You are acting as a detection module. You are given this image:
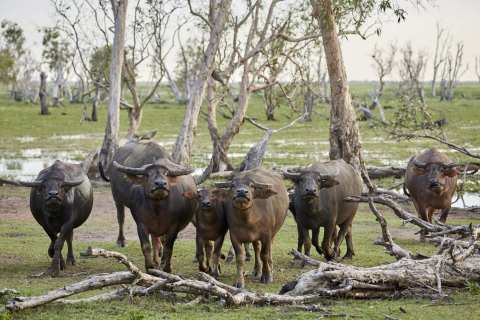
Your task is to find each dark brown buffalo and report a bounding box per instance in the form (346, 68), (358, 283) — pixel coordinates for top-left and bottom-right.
(103, 141), (197, 272)
(0, 160), (93, 276)
(216, 168), (289, 288)
(404, 148), (459, 224)
(284, 159), (362, 261)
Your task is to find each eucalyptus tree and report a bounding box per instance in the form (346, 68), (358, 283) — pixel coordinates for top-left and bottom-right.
(309, 0), (425, 173)
(0, 20), (26, 96)
(440, 42), (468, 101)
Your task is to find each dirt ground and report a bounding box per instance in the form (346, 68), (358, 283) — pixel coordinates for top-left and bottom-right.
(0, 189), (197, 243)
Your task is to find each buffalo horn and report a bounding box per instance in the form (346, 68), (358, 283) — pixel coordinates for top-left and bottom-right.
(113, 161), (150, 176)
(0, 178), (42, 188)
(155, 158), (194, 176)
(412, 158), (427, 169)
(282, 170), (302, 180)
(63, 178), (85, 187)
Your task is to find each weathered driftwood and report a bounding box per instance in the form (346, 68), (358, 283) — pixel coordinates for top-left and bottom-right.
(282, 243), (480, 299)
(6, 272), (136, 311)
(4, 247), (333, 312)
(346, 195), (480, 238)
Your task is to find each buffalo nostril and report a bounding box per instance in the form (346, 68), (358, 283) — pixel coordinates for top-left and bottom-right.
(155, 181), (167, 188)
(48, 191), (59, 196)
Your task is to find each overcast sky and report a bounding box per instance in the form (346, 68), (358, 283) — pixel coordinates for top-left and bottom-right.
(1, 0), (479, 81)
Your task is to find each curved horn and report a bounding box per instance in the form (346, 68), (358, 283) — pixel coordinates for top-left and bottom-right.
(113, 161), (150, 176)
(0, 178), (42, 188)
(251, 181), (273, 189)
(63, 178), (85, 187)
(155, 158), (194, 176)
(412, 158), (427, 169)
(442, 162), (458, 169)
(214, 181), (232, 189)
(282, 170), (302, 180)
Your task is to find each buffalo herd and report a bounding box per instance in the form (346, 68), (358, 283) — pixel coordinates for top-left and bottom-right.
(0, 141), (461, 288)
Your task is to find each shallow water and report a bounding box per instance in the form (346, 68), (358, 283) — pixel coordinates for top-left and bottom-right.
(0, 149), (84, 180)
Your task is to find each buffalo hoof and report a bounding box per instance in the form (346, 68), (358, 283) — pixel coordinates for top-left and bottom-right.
(251, 271), (261, 280)
(260, 274), (273, 284)
(66, 255), (76, 266)
(343, 251), (355, 260)
(210, 268), (220, 279)
(45, 266), (61, 277)
(234, 280), (245, 289)
(116, 238), (126, 247)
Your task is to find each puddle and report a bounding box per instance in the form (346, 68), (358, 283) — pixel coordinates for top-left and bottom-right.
(0, 150), (84, 180)
(393, 188), (480, 209)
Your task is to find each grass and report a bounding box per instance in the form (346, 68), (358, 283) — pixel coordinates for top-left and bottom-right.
(1, 82), (480, 319)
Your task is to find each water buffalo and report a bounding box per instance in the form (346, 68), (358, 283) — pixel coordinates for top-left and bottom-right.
(216, 168), (289, 288)
(104, 141), (197, 272)
(284, 159), (362, 261)
(404, 148), (459, 224)
(0, 160), (93, 276)
(186, 188), (229, 276)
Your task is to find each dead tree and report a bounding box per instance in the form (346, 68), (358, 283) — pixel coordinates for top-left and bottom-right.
(440, 42), (468, 101)
(99, 0), (128, 173)
(171, 0), (232, 165)
(371, 44), (396, 124)
(39, 72), (49, 115)
(398, 43), (428, 105)
(199, 0), (317, 175)
(430, 23), (449, 97)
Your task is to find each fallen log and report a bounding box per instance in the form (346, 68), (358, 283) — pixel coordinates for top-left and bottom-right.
(281, 244), (480, 299)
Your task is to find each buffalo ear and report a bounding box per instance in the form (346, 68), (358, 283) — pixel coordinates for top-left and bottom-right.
(182, 190), (196, 199)
(319, 176), (339, 189)
(443, 167), (460, 178)
(253, 184), (277, 199)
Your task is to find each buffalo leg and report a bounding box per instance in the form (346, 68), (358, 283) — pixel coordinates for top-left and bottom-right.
(211, 233), (226, 278)
(197, 237), (208, 272)
(427, 207), (435, 224)
(295, 223), (304, 255)
(344, 225), (355, 259)
(135, 222), (155, 270)
(439, 207), (450, 223)
(115, 202), (126, 247)
(311, 227), (323, 256)
(205, 240), (214, 272)
(48, 221), (73, 276)
(302, 227), (312, 256)
(334, 223), (349, 259)
(231, 236), (246, 288)
(151, 235), (162, 268)
(252, 240), (262, 278)
(322, 223), (336, 261)
(66, 230), (75, 266)
(260, 239), (273, 284)
(160, 230), (178, 273)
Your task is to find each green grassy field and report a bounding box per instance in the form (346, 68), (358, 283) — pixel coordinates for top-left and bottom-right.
(1, 83), (480, 319)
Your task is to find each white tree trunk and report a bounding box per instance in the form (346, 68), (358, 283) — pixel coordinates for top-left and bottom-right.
(99, 0), (128, 171)
(311, 0), (362, 171)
